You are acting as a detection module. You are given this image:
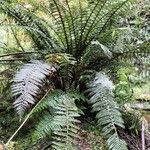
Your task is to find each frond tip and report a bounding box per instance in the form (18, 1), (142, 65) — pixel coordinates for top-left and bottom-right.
(87, 73), (127, 150)
(12, 60), (56, 116)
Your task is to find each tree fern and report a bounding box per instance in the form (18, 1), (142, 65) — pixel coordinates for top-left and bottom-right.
(12, 60), (56, 116)
(33, 92), (80, 150)
(0, 0), (132, 58)
(0, 0), (141, 149)
(87, 73), (127, 150)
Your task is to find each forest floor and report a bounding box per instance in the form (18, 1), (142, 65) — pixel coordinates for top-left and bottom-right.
(74, 122), (106, 150)
(0, 120), (106, 150)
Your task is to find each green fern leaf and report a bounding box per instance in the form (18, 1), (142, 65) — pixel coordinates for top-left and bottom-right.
(34, 92), (80, 150)
(87, 72), (127, 150)
(33, 112), (57, 140)
(33, 90), (63, 113)
(52, 95), (80, 150)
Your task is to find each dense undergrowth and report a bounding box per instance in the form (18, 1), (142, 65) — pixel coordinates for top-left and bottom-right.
(0, 0), (150, 150)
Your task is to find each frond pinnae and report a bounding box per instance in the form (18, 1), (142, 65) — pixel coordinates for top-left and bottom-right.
(33, 92), (80, 150)
(52, 94), (80, 150)
(87, 72), (127, 150)
(12, 60), (56, 116)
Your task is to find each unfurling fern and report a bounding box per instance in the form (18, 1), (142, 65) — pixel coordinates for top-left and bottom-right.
(34, 92), (80, 150)
(12, 60), (56, 116)
(87, 73), (127, 150)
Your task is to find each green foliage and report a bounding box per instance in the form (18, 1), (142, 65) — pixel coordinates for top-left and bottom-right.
(122, 111), (141, 135)
(114, 67), (133, 104)
(33, 92), (80, 150)
(46, 53), (77, 90)
(0, 0), (132, 57)
(132, 81), (150, 101)
(33, 112), (56, 140)
(51, 95), (80, 150)
(87, 73), (127, 150)
(33, 90), (63, 114)
(110, 0), (150, 79)
(1, 0), (149, 149)
(34, 89), (85, 114)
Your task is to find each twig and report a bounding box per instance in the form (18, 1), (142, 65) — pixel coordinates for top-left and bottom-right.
(5, 88), (52, 147)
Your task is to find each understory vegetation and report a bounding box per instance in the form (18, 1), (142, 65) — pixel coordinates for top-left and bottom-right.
(0, 0), (149, 150)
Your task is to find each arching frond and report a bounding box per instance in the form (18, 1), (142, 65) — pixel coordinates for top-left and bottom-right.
(12, 60), (56, 116)
(33, 90), (63, 114)
(34, 89), (85, 114)
(87, 73), (127, 150)
(33, 92), (80, 150)
(0, 0), (132, 58)
(52, 94), (80, 150)
(0, 2), (62, 51)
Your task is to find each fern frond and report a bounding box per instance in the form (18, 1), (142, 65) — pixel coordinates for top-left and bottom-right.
(33, 90), (63, 113)
(0, 0), (132, 58)
(12, 60), (56, 116)
(33, 112), (57, 140)
(34, 89), (85, 113)
(82, 0), (131, 45)
(51, 0), (70, 49)
(87, 73), (127, 150)
(33, 92), (80, 150)
(52, 94), (80, 150)
(0, 2), (61, 51)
